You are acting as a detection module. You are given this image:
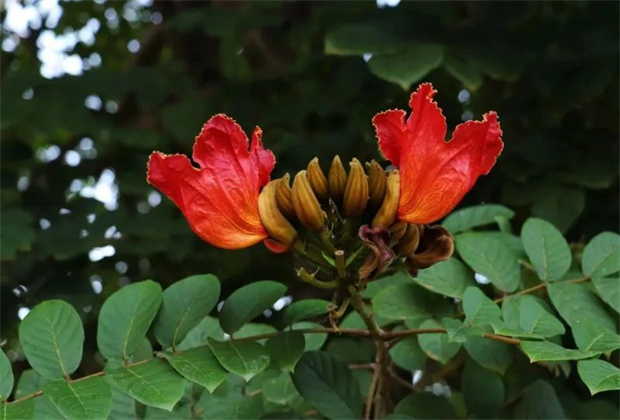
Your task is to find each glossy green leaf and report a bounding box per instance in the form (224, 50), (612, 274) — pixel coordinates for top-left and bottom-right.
(292, 351), (363, 419)
(282, 299), (330, 325)
(265, 332), (305, 372)
(0, 350), (13, 400)
(97, 280), (163, 361)
(413, 259), (471, 298)
(443, 53), (484, 91)
(291, 322), (327, 352)
(368, 43), (444, 90)
(177, 316), (225, 350)
(208, 338), (270, 382)
(464, 337), (512, 375)
(19, 300), (84, 380)
(521, 218), (571, 281)
(361, 272), (411, 298)
(389, 336), (426, 372)
(518, 295), (565, 337)
(547, 282), (615, 331)
(109, 387), (136, 420)
(591, 274), (620, 314)
(582, 232), (620, 277)
(572, 320), (620, 353)
(442, 318), (484, 343)
(1, 399), (34, 420)
(456, 232), (520, 292)
(462, 287), (502, 326)
(196, 380), (263, 419)
(42, 376), (111, 420)
(513, 380), (567, 419)
(520, 340), (597, 362)
(104, 359), (185, 411)
(153, 274), (220, 348)
(443, 204), (514, 234)
(235, 323), (277, 344)
(372, 283), (430, 322)
(13, 369), (61, 419)
(462, 359), (504, 417)
(219, 281), (286, 334)
(417, 319), (461, 364)
(577, 359), (620, 395)
(161, 347), (227, 393)
(393, 393), (457, 418)
(324, 25), (402, 56)
(262, 371), (299, 406)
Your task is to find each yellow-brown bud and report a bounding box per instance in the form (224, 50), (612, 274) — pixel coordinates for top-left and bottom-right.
(396, 224), (421, 256)
(307, 158), (329, 202)
(328, 155), (347, 202)
(292, 170), (326, 231)
(389, 221), (408, 242)
(371, 170), (400, 228)
(408, 225), (454, 269)
(258, 180), (297, 246)
(366, 160), (387, 209)
(275, 173), (296, 220)
(343, 158), (369, 218)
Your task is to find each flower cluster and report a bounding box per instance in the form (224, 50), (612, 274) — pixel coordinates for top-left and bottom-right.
(147, 83), (503, 287)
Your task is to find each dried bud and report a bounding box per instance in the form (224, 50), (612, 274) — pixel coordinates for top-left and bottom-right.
(307, 158), (329, 202)
(358, 225), (395, 282)
(275, 173), (296, 220)
(328, 155), (347, 202)
(371, 170), (400, 228)
(366, 160), (387, 209)
(408, 225), (454, 269)
(396, 224), (421, 256)
(343, 158), (369, 218)
(292, 170), (326, 231)
(389, 221), (408, 242)
(258, 180), (297, 247)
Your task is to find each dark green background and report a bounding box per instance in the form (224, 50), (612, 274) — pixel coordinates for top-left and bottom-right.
(1, 0), (618, 384)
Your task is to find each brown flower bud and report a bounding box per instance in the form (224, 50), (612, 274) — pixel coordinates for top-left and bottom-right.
(408, 225), (454, 269)
(275, 173), (296, 220)
(307, 158), (329, 202)
(258, 180), (297, 247)
(389, 221), (408, 242)
(366, 160), (387, 209)
(328, 155), (347, 202)
(396, 224), (421, 256)
(343, 158), (369, 218)
(292, 170), (326, 231)
(371, 170), (400, 228)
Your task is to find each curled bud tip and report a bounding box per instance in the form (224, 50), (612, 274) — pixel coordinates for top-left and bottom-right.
(328, 155), (347, 202)
(396, 224), (421, 256)
(371, 170), (400, 228)
(367, 160), (387, 209)
(343, 158), (369, 218)
(292, 170), (326, 231)
(258, 180), (297, 247)
(307, 157), (329, 202)
(275, 173), (296, 220)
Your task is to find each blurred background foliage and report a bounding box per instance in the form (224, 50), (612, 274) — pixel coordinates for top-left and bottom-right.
(1, 0), (618, 389)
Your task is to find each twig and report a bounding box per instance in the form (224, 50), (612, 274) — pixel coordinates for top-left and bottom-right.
(494, 276), (590, 304)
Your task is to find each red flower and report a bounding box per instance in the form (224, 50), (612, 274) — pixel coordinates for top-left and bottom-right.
(147, 114), (275, 250)
(373, 83), (503, 225)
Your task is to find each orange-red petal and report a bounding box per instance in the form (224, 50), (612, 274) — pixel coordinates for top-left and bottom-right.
(147, 114), (275, 249)
(373, 83), (503, 224)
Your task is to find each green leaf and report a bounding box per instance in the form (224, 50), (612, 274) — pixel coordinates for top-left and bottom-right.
(521, 218), (571, 281)
(520, 340), (598, 362)
(572, 321), (620, 353)
(1, 399), (34, 420)
(389, 336), (426, 372)
(455, 233), (520, 292)
(518, 296), (565, 337)
(513, 380), (567, 419)
(195, 380), (263, 419)
(462, 287), (502, 326)
(413, 259), (471, 298)
(372, 283), (430, 322)
(153, 274), (220, 348)
(265, 332), (305, 372)
(97, 280), (163, 361)
(443, 204), (514, 234)
(42, 376), (111, 420)
(442, 318), (484, 343)
(582, 232), (620, 277)
(531, 185), (585, 233)
(368, 43), (444, 90)
(109, 387), (136, 420)
(417, 319), (461, 364)
(292, 351), (363, 419)
(234, 323), (277, 343)
(291, 322), (327, 352)
(361, 272), (411, 298)
(262, 371), (299, 406)
(577, 359), (620, 395)
(219, 281), (286, 334)
(208, 338), (270, 382)
(324, 25), (402, 56)
(282, 300), (330, 325)
(13, 369), (61, 419)
(464, 337), (512, 375)
(104, 359), (185, 411)
(161, 347), (227, 393)
(591, 274), (620, 314)
(547, 282), (615, 331)
(443, 53), (484, 91)
(462, 359), (504, 417)
(177, 316), (225, 351)
(0, 350), (13, 400)
(19, 300), (84, 380)
(393, 393), (457, 418)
